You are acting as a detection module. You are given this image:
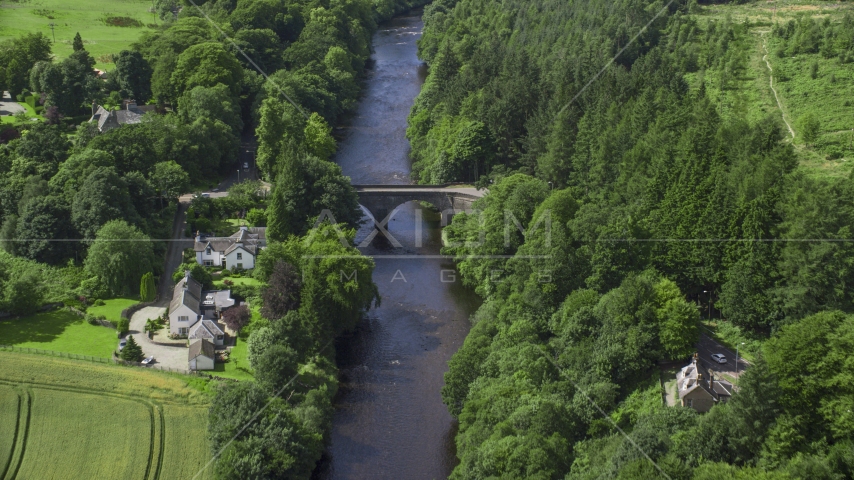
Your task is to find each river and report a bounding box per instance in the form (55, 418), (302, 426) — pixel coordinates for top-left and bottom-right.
(316, 10), (480, 480)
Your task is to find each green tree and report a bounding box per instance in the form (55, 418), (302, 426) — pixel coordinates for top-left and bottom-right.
(15, 195), (77, 265)
(2, 271), (43, 316)
(113, 50), (152, 103)
(72, 32), (84, 52)
(798, 112), (821, 145)
(266, 154), (362, 241)
(120, 335), (143, 361)
(171, 262), (213, 289)
(72, 167), (139, 240)
(177, 83), (242, 134)
(150, 161), (190, 203)
(170, 43), (243, 98)
(303, 112), (336, 161)
(84, 220), (155, 297)
(140, 271), (156, 302)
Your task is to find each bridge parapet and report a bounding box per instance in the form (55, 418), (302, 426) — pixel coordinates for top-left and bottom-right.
(352, 184), (485, 225)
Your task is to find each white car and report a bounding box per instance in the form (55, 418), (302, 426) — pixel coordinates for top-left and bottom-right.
(141, 356), (155, 365)
(711, 353), (727, 364)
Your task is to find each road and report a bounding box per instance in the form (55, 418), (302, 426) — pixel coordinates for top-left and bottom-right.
(696, 332), (750, 380)
(165, 133), (262, 302)
(0, 91), (25, 116)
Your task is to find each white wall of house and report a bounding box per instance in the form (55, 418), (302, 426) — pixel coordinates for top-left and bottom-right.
(196, 246), (224, 267)
(189, 355), (214, 371)
(169, 304), (198, 335)
(224, 247), (254, 270)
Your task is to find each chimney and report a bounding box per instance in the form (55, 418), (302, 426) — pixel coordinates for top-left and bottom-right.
(126, 101), (136, 111)
(195, 230), (201, 242)
(184, 270), (191, 285)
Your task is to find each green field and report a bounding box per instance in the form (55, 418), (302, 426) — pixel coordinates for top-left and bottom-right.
(0, 351), (213, 480)
(692, 0), (854, 178)
(0, 0), (156, 70)
(0, 386), (18, 478)
(0, 309), (116, 358)
(87, 297), (139, 322)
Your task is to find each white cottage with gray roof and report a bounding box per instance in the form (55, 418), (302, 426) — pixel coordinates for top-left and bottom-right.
(194, 226), (266, 270)
(168, 273), (234, 344)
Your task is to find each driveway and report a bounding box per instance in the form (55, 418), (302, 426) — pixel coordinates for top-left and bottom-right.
(157, 201), (193, 305)
(0, 91), (25, 116)
(696, 332), (750, 381)
(127, 306), (189, 371)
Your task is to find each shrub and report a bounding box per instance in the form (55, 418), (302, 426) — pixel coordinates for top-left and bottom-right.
(93, 299), (106, 306)
(116, 317), (129, 334)
(85, 314), (98, 325)
(220, 269), (231, 278)
(223, 279), (234, 287)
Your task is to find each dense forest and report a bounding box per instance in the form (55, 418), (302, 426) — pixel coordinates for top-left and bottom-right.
(410, 0), (854, 477)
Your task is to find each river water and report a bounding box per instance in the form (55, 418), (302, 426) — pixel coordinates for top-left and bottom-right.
(316, 10), (480, 480)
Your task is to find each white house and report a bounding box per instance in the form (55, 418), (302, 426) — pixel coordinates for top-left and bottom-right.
(188, 339), (215, 371)
(168, 273), (234, 338)
(194, 227), (267, 270)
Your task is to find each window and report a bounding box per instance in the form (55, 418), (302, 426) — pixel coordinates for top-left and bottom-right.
(236, 253), (242, 260)
(206, 247), (211, 255)
(217, 335), (223, 340)
(237, 263), (243, 269)
(178, 316), (189, 322)
(179, 327), (188, 335)
(686, 399), (693, 407)
(204, 260), (213, 266)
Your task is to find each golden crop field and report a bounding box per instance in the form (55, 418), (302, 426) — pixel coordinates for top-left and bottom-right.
(0, 351), (214, 480)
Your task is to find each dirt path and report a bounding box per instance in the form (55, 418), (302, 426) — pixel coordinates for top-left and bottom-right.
(761, 34), (796, 139)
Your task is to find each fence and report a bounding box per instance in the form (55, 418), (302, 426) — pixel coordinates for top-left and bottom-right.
(0, 344), (112, 364)
(113, 356), (195, 375)
(1, 345), (199, 376)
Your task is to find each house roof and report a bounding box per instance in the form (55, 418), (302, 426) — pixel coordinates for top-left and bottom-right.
(677, 355), (734, 402)
(193, 227), (267, 256)
(189, 320), (224, 340)
(170, 274), (203, 316)
(188, 339), (215, 361)
(89, 104), (143, 132)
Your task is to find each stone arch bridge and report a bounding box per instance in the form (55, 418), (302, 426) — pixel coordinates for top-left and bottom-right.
(353, 184), (485, 226)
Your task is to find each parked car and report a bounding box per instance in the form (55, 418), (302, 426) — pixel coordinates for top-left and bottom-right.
(243, 162), (249, 170)
(711, 353), (727, 364)
(201, 192), (210, 198)
(141, 356), (155, 365)
(118, 338), (127, 351)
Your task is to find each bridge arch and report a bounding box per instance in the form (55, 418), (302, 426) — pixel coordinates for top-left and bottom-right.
(353, 185), (485, 227)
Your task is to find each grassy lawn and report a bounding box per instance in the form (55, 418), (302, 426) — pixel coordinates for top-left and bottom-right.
(211, 305), (265, 381)
(213, 276), (263, 289)
(86, 297), (138, 322)
(0, 0), (156, 70)
(0, 351), (213, 480)
(0, 309), (116, 358)
(212, 337), (254, 381)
